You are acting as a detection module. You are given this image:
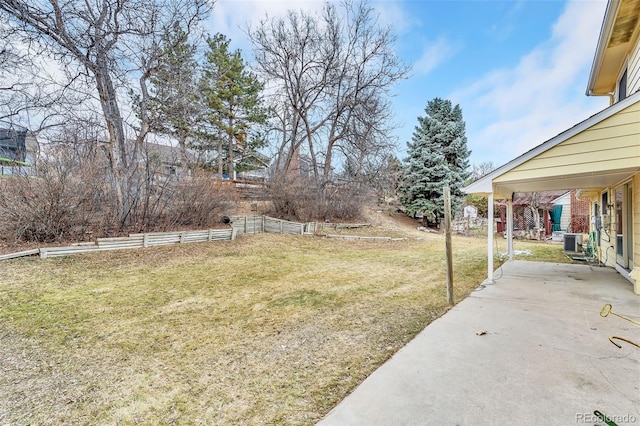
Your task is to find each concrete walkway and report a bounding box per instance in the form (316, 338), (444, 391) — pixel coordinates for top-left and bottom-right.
(318, 261), (640, 426)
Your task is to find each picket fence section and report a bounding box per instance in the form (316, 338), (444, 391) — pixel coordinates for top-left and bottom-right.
(1, 216), (376, 261)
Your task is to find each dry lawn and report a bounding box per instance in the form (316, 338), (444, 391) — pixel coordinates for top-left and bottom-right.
(0, 213), (571, 425)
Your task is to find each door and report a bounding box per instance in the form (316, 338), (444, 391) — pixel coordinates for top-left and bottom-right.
(615, 183), (633, 269)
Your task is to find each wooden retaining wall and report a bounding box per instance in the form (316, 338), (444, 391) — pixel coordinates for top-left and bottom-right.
(229, 216), (371, 236)
(1, 216), (376, 261)
(38, 228), (235, 258)
(230, 216), (316, 235)
(0, 228), (235, 261)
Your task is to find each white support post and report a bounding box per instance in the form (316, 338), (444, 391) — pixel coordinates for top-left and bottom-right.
(507, 198), (514, 260)
(488, 192), (494, 282)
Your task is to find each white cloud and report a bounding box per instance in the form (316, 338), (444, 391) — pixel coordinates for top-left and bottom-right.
(451, 0), (610, 166)
(372, 1), (418, 34)
(208, 0), (325, 53)
(209, 0), (417, 57)
(413, 37), (457, 75)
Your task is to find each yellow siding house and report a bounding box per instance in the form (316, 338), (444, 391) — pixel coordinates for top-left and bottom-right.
(464, 0), (640, 294)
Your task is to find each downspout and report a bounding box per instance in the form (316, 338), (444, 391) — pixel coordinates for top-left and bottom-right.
(507, 197), (514, 260)
(488, 192), (494, 281)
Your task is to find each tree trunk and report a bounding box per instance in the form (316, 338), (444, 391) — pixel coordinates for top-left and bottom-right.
(227, 115), (234, 179)
(217, 130), (223, 177)
(178, 134), (188, 176)
(323, 138), (336, 182)
(136, 71), (154, 167)
(94, 62), (131, 227)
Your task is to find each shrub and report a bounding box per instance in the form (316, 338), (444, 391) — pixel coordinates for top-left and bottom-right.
(0, 149), (237, 243)
(268, 175), (364, 223)
(0, 158), (109, 242)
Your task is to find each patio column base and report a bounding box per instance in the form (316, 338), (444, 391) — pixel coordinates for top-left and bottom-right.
(629, 268), (639, 295)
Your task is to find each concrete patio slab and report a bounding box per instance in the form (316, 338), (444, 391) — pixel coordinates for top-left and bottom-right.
(318, 261), (640, 426)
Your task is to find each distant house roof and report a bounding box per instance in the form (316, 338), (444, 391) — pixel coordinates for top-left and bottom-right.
(0, 127), (38, 163)
(494, 190), (569, 207)
(234, 150), (270, 166)
(145, 142), (195, 165)
(516, 191), (567, 206)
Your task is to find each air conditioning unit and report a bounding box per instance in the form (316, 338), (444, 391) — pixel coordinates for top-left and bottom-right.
(563, 233), (583, 253)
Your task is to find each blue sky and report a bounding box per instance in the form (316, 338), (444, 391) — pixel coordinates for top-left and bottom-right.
(211, 0), (611, 169)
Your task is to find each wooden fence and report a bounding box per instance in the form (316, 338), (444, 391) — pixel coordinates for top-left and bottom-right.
(1, 216), (375, 261)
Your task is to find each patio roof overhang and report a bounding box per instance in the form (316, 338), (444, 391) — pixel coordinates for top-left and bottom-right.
(489, 167), (638, 199)
(464, 90), (640, 199)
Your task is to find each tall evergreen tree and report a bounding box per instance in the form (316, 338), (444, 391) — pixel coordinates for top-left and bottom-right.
(398, 98), (471, 224)
(200, 34), (266, 178)
(148, 22), (200, 170)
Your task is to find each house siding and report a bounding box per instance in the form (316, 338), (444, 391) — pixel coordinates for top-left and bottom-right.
(494, 100), (640, 183)
(628, 36), (640, 95)
(553, 192), (572, 231)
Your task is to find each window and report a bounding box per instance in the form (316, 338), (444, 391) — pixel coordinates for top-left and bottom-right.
(617, 68), (627, 102)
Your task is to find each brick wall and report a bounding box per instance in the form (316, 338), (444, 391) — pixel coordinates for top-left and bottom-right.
(570, 190), (590, 233)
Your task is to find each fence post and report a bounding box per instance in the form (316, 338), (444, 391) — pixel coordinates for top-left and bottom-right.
(208, 229), (213, 242)
(444, 186), (454, 306)
(40, 248), (47, 259)
(143, 233), (149, 248)
(231, 227), (238, 241)
(180, 232), (186, 244)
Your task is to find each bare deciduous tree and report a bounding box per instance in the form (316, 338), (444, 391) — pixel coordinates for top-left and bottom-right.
(469, 161), (497, 181)
(0, 0), (211, 226)
(249, 0), (408, 184)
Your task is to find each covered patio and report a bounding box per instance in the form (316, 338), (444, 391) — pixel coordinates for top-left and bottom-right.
(464, 91), (640, 294)
(319, 261), (640, 425)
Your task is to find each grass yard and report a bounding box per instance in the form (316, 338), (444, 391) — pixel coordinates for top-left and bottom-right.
(0, 224), (570, 425)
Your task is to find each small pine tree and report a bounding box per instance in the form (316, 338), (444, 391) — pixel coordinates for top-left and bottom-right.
(399, 98), (471, 224)
(148, 23), (200, 170)
(200, 34), (267, 178)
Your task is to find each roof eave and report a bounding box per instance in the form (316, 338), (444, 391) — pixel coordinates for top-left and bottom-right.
(586, 0), (619, 96)
(463, 90), (640, 197)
